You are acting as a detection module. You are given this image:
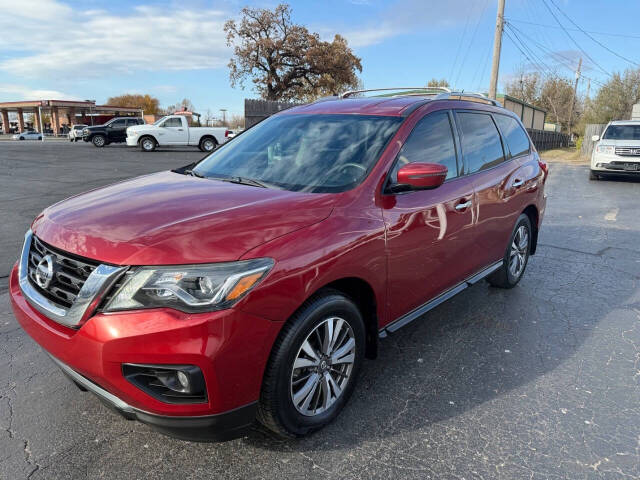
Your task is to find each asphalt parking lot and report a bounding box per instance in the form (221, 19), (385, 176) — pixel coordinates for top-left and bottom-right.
(1, 142), (639, 479)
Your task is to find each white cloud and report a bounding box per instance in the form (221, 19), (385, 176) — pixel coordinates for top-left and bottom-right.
(0, 84), (80, 100)
(0, 0), (231, 79)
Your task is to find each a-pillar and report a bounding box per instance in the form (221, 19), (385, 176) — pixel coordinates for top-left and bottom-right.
(51, 107), (60, 136)
(17, 108), (25, 132)
(1, 110), (9, 134)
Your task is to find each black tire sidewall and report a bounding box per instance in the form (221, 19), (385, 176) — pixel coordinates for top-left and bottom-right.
(140, 137), (156, 151)
(92, 135), (105, 147)
(505, 214), (532, 285)
(269, 294), (365, 436)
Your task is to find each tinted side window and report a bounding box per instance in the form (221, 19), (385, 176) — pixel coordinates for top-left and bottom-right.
(110, 119), (126, 128)
(457, 112), (505, 173)
(494, 114), (530, 157)
(390, 111), (458, 183)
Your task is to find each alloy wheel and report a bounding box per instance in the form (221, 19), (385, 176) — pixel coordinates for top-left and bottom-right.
(93, 136), (105, 147)
(142, 139), (154, 151)
(202, 139), (214, 151)
(509, 225), (529, 278)
(290, 317), (355, 417)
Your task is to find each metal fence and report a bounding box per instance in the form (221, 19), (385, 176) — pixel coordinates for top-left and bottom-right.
(526, 129), (570, 151)
(580, 124), (607, 157)
(244, 99), (299, 128)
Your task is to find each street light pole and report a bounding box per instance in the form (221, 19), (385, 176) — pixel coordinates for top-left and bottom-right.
(488, 0), (506, 99)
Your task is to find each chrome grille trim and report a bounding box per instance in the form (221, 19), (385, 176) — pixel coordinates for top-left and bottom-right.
(18, 230), (127, 328)
(614, 147), (640, 156)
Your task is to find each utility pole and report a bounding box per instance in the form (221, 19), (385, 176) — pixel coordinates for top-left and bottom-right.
(220, 108), (227, 126)
(488, 0), (506, 99)
(567, 57), (582, 139)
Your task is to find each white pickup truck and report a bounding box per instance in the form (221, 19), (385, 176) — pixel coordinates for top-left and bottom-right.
(126, 115), (230, 152)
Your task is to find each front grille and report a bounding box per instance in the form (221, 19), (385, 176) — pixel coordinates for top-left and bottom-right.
(27, 236), (99, 309)
(615, 147), (640, 156)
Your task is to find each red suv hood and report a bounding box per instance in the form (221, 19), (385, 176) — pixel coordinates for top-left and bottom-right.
(32, 171), (334, 265)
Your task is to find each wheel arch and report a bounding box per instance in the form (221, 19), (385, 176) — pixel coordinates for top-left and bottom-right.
(199, 134), (218, 147)
(522, 205), (539, 255)
(138, 134), (158, 145)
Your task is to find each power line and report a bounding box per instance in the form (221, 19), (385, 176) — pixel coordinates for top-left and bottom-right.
(506, 21), (607, 87)
(507, 18), (640, 41)
(454, 0), (490, 88)
(547, 0), (640, 68)
(540, 0), (610, 77)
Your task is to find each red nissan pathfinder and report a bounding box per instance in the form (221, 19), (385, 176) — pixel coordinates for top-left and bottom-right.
(9, 88), (547, 441)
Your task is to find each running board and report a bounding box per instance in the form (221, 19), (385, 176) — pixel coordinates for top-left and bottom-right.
(379, 261), (502, 338)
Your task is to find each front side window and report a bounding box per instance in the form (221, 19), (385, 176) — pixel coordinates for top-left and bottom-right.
(162, 117), (183, 128)
(494, 114), (530, 157)
(390, 111), (459, 183)
(602, 124), (640, 140)
(457, 112), (505, 173)
(192, 114), (402, 193)
(110, 119), (126, 128)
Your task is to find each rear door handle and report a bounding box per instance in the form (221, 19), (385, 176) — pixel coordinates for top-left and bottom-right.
(513, 179), (524, 187)
(455, 200), (472, 211)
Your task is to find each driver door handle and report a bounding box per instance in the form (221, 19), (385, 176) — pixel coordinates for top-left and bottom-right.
(455, 200), (472, 211)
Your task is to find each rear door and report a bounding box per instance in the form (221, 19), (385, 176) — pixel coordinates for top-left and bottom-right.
(454, 110), (527, 267)
(108, 119), (128, 142)
(383, 110), (478, 322)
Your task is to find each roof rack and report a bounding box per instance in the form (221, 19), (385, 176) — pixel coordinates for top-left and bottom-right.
(337, 87), (502, 107)
(432, 91), (502, 107)
(339, 87), (451, 99)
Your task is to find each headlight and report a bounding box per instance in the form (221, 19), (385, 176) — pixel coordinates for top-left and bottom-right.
(103, 258), (274, 313)
(596, 144), (614, 154)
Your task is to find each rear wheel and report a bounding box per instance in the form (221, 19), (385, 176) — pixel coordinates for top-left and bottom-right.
(92, 135), (106, 147)
(140, 136), (157, 152)
(199, 137), (216, 152)
(257, 290), (365, 438)
(487, 214), (532, 289)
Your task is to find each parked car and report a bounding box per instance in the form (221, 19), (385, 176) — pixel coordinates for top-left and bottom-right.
(83, 117), (145, 147)
(590, 120), (640, 179)
(126, 115), (230, 152)
(12, 130), (42, 141)
(9, 88), (547, 441)
(68, 124), (88, 142)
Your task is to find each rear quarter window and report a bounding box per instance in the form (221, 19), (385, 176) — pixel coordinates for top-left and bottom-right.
(494, 114), (530, 157)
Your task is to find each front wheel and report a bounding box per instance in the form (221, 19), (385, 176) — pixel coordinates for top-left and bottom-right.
(257, 290), (365, 438)
(92, 135), (106, 147)
(487, 214), (532, 289)
(589, 170), (599, 180)
(139, 136), (156, 152)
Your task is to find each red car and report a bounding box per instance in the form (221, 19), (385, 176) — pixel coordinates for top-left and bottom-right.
(10, 88), (547, 441)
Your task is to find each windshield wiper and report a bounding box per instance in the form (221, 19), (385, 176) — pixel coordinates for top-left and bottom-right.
(228, 177), (268, 188)
(185, 169), (205, 178)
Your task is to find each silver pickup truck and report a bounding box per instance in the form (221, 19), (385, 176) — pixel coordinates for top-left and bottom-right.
(126, 115), (230, 152)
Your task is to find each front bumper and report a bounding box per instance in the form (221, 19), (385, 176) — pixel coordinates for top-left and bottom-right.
(126, 136), (138, 147)
(9, 264), (282, 441)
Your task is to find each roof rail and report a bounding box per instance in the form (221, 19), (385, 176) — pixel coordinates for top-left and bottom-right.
(339, 87), (451, 99)
(432, 91), (502, 107)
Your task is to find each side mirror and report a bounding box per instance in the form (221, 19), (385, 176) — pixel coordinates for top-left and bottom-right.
(591, 135), (600, 142)
(396, 163), (448, 190)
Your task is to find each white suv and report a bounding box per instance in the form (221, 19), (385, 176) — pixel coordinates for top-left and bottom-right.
(68, 124), (87, 142)
(590, 120), (640, 180)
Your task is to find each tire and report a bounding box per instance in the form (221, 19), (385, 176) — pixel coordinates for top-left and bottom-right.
(74, 137), (79, 142)
(69, 138), (73, 142)
(199, 137), (217, 152)
(487, 214), (532, 289)
(139, 136), (157, 152)
(19, 137), (24, 141)
(257, 290), (365, 438)
(92, 135), (106, 148)
(589, 170), (599, 180)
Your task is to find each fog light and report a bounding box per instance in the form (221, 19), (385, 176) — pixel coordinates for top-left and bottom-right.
(177, 371), (190, 390)
(122, 364), (206, 404)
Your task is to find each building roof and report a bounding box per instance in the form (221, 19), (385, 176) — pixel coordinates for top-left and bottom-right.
(0, 99), (141, 113)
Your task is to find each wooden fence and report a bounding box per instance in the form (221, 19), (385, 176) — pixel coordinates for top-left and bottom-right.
(244, 99), (299, 128)
(526, 129), (570, 151)
(580, 124), (607, 157)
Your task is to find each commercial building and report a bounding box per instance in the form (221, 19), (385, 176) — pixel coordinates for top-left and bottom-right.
(0, 99), (142, 135)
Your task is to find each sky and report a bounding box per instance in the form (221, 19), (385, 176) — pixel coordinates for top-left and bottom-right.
(1, 0), (639, 119)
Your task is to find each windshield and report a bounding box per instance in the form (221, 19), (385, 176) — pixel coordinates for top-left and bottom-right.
(153, 116), (168, 126)
(602, 124), (640, 140)
(192, 114), (402, 193)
